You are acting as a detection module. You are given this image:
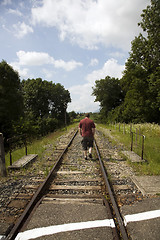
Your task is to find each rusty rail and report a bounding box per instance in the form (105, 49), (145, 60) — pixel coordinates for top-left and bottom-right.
(6, 129), (78, 240)
(94, 139), (129, 240)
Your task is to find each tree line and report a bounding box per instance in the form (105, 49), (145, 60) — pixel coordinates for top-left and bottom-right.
(92, 0), (160, 124)
(0, 60), (72, 144)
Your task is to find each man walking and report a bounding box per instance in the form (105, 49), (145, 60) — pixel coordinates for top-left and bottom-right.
(79, 113), (96, 160)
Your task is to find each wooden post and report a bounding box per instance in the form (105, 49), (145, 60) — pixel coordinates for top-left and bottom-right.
(139, 127), (141, 142)
(142, 135), (145, 160)
(0, 133), (7, 177)
(136, 128), (138, 145)
(130, 123), (132, 136)
(131, 132), (133, 151)
(123, 123), (125, 134)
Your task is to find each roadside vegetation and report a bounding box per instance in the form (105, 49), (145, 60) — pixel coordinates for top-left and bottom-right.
(4, 116), (160, 176)
(97, 123), (160, 175)
(5, 123), (78, 168)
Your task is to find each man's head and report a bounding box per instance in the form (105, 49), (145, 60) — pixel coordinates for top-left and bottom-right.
(85, 113), (90, 118)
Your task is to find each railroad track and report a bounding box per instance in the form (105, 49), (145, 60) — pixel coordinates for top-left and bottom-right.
(1, 126), (144, 239)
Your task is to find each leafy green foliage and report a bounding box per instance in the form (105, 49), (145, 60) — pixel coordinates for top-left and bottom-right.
(92, 1), (160, 123)
(0, 60), (23, 138)
(138, 0), (160, 71)
(21, 78), (71, 136)
(92, 76), (124, 120)
(22, 78), (71, 120)
(0, 61), (72, 146)
(120, 0), (160, 123)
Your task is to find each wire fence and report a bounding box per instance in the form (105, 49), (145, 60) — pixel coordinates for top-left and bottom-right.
(109, 122), (146, 160)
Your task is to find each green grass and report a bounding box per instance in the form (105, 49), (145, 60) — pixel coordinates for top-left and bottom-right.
(98, 123), (160, 175)
(5, 123), (78, 167)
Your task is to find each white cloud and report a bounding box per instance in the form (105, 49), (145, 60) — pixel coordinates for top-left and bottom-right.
(87, 58), (125, 84)
(17, 50), (54, 66)
(8, 8), (22, 16)
(13, 22), (33, 38)
(68, 83), (100, 113)
(16, 50), (82, 70)
(10, 51), (83, 78)
(54, 59), (83, 71)
(68, 58), (124, 112)
(31, 0), (150, 50)
(89, 58), (99, 66)
(10, 61), (30, 79)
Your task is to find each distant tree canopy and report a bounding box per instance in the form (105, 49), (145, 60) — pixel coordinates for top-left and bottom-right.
(92, 76), (124, 117)
(22, 78), (71, 121)
(0, 62), (71, 140)
(93, 0), (160, 123)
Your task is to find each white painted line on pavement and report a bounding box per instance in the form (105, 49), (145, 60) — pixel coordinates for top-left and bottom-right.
(15, 218), (115, 240)
(0, 236), (5, 240)
(124, 209), (160, 226)
(11, 209), (160, 240)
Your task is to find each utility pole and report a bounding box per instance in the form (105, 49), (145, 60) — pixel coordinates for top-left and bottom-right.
(0, 133), (7, 177)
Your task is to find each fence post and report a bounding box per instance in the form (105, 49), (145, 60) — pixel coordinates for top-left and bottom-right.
(123, 123), (125, 134)
(142, 135), (145, 160)
(7, 140), (12, 166)
(136, 128), (138, 145)
(0, 133), (7, 177)
(131, 132), (133, 151)
(130, 123), (132, 136)
(139, 127), (141, 142)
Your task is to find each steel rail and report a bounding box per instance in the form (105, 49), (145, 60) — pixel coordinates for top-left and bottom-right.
(6, 129), (78, 240)
(94, 139), (129, 240)
(101, 195), (120, 240)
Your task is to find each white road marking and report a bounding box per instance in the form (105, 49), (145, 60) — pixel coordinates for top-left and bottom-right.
(11, 209), (160, 240)
(15, 219), (115, 240)
(0, 236), (5, 240)
(124, 209), (160, 226)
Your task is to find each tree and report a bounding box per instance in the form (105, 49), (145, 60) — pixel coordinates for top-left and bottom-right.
(138, 0), (160, 72)
(22, 78), (51, 119)
(21, 78), (71, 135)
(92, 76), (124, 118)
(22, 79), (71, 120)
(120, 0), (160, 123)
(68, 111), (77, 122)
(92, 1), (160, 123)
(0, 60), (23, 137)
(49, 83), (71, 121)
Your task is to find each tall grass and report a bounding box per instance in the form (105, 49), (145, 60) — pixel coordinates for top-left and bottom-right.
(98, 123), (160, 175)
(5, 124), (78, 167)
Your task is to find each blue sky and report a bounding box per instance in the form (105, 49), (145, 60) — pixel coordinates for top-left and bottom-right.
(0, 0), (150, 112)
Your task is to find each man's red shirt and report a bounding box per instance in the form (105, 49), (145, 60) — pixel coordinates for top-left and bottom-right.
(79, 117), (95, 137)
